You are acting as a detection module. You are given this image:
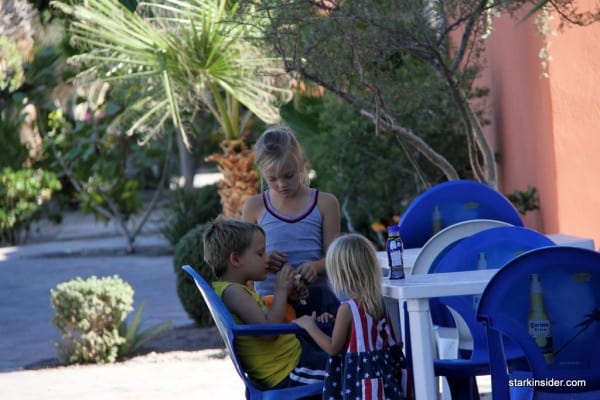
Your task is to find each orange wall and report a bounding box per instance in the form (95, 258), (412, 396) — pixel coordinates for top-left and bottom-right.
(482, 2), (600, 247)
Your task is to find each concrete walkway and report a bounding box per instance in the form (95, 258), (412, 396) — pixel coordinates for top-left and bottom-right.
(0, 208), (244, 399)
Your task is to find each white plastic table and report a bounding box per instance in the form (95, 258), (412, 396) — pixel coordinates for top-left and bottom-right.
(381, 268), (499, 400)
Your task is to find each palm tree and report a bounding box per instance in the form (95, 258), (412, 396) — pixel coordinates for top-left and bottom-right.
(52, 0), (292, 217)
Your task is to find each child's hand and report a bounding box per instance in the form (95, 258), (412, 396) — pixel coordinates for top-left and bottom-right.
(316, 312), (335, 324)
(274, 263), (296, 294)
(288, 276), (309, 304)
(296, 262), (318, 283)
(293, 312), (318, 330)
(267, 251), (288, 273)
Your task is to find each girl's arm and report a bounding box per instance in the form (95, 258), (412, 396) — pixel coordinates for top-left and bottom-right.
(297, 192), (340, 281)
(320, 192), (341, 253)
(294, 303), (352, 355)
(241, 194), (263, 224)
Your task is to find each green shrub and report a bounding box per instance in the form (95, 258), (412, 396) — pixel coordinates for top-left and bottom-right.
(0, 98), (29, 171)
(0, 167), (62, 245)
(50, 275), (134, 365)
(161, 184), (221, 246)
(173, 223), (216, 327)
(506, 186), (540, 215)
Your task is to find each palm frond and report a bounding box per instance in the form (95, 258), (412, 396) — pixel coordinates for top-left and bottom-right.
(52, 0), (292, 143)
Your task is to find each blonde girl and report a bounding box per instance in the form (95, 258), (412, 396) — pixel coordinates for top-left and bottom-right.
(241, 126), (341, 316)
(294, 234), (406, 400)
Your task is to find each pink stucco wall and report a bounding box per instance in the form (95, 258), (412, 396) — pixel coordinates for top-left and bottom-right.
(482, 2), (600, 247)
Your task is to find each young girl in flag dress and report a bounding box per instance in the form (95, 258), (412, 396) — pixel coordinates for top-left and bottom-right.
(294, 234), (406, 400)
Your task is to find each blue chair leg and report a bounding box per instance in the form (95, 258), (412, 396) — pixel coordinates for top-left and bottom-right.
(446, 376), (480, 400)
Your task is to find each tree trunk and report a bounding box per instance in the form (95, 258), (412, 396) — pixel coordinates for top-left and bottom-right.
(176, 134), (195, 188)
(206, 139), (259, 219)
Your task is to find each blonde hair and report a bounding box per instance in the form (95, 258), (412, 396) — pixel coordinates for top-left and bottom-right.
(254, 126), (309, 188)
(326, 233), (385, 319)
(203, 217), (265, 278)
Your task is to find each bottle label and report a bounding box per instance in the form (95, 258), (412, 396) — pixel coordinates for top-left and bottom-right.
(529, 319), (551, 338)
(389, 251), (403, 267)
(529, 319), (554, 361)
(387, 240), (404, 279)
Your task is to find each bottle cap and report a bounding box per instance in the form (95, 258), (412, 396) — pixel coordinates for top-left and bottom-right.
(387, 225), (401, 234)
(530, 273), (542, 291)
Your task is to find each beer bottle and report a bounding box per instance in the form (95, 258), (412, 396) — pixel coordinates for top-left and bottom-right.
(472, 252), (487, 310)
(528, 273), (554, 364)
(432, 205), (443, 236)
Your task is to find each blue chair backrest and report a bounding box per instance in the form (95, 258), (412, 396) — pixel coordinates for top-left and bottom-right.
(181, 266), (248, 383)
(433, 227), (555, 352)
(398, 180), (523, 248)
(477, 247), (600, 399)
(411, 219), (513, 276)
(431, 226), (555, 274)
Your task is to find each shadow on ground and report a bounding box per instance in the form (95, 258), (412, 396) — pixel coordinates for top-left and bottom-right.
(24, 324), (226, 371)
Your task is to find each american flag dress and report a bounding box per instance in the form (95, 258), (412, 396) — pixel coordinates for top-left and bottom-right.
(323, 299), (405, 400)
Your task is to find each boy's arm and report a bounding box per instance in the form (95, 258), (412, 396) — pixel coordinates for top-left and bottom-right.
(221, 286), (285, 326)
(222, 266), (295, 325)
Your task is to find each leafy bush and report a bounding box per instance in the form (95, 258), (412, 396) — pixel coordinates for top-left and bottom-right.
(161, 184), (221, 246)
(46, 109), (154, 224)
(0, 167), (62, 245)
(507, 186), (540, 215)
(0, 99), (29, 171)
(173, 223), (216, 327)
(50, 275), (134, 365)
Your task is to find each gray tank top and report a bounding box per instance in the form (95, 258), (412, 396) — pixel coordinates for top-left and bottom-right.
(255, 189), (328, 295)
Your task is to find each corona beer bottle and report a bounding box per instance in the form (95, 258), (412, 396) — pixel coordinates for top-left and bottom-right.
(528, 273), (554, 364)
(432, 205), (443, 236)
(472, 252), (487, 310)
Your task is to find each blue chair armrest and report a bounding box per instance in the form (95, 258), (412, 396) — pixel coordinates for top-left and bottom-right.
(234, 322), (333, 337)
(234, 323), (303, 336)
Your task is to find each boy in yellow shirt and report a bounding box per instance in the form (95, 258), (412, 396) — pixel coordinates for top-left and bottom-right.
(203, 218), (328, 389)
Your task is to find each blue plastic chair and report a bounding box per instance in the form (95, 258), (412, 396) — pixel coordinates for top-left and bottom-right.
(411, 219), (513, 276)
(406, 227), (554, 400)
(398, 180), (523, 249)
(477, 247), (600, 400)
(182, 265), (324, 400)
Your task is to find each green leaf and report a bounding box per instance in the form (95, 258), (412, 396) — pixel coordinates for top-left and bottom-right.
(118, 301), (172, 358)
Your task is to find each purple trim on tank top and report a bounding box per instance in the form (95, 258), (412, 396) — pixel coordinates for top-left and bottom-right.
(262, 189), (319, 223)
